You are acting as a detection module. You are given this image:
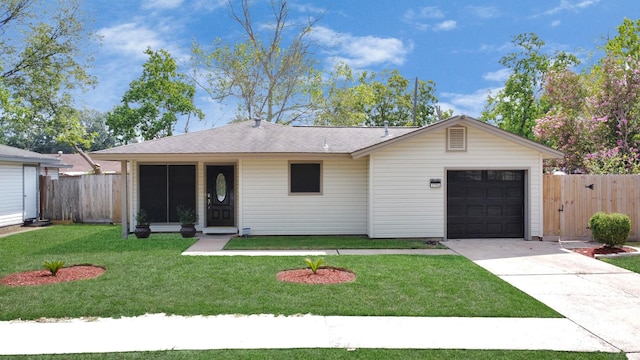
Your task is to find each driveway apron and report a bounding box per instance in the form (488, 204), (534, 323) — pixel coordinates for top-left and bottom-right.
(445, 239), (640, 353)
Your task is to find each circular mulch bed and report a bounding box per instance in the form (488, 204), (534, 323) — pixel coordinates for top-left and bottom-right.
(276, 267), (356, 284)
(0, 265), (105, 287)
(571, 246), (637, 258)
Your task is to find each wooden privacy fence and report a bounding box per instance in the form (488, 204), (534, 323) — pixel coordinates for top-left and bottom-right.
(543, 174), (640, 240)
(42, 175), (121, 223)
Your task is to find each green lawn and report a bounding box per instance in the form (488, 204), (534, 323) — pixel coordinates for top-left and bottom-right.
(0, 225), (559, 320)
(224, 235), (442, 250)
(0, 349), (624, 359)
(600, 242), (640, 274)
(602, 256), (640, 273)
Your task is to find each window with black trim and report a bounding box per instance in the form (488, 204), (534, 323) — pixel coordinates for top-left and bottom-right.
(290, 162), (322, 194)
(139, 164), (196, 222)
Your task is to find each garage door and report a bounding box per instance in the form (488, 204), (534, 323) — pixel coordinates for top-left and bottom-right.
(447, 170), (524, 239)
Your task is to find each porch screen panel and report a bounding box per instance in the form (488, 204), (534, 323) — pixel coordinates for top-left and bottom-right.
(139, 165), (196, 223)
(139, 165), (168, 222)
(168, 165), (196, 222)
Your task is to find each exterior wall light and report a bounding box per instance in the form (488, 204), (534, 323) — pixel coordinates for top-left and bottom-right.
(430, 179), (442, 188)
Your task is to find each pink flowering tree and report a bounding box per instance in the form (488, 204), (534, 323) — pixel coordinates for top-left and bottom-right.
(584, 56), (640, 173)
(534, 19), (640, 174)
(533, 70), (593, 172)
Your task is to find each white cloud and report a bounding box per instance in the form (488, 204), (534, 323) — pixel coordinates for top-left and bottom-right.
(403, 6), (445, 21)
(537, 0), (600, 16)
(440, 87), (502, 118)
(434, 20), (457, 31)
(97, 23), (168, 58)
(310, 26), (410, 68)
(466, 6), (500, 19)
(483, 68), (511, 82)
(551, 20), (561, 27)
(142, 0), (184, 10)
(403, 6), (457, 31)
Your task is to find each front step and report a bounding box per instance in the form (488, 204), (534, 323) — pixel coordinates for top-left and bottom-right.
(23, 219), (52, 227)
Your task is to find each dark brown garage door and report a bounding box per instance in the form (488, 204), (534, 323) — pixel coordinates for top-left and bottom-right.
(447, 170), (524, 239)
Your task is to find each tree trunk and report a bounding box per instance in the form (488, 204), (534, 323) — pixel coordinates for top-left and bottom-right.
(73, 145), (102, 175)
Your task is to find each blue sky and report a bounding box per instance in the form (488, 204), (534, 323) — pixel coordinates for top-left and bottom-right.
(81, 0), (638, 132)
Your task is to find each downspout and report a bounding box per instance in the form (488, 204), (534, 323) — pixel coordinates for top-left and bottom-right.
(121, 160), (128, 239)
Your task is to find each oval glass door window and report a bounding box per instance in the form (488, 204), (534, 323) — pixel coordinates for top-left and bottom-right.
(215, 173), (227, 202)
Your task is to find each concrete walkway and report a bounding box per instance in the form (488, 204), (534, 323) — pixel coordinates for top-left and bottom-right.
(1, 236), (637, 356)
(0, 314), (618, 355)
(181, 235), (457, 256)
(445, 239), (640, 356)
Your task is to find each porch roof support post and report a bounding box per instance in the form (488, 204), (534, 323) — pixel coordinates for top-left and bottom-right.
(121, 160), (128, 239)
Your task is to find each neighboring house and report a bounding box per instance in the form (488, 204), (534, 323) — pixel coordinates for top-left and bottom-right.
(0, 144), (68, 228)
(91, 115), (563, 240)
(52, 153), (124, 176)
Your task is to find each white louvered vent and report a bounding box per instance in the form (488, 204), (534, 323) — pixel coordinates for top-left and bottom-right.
(447, 127), (466, 151)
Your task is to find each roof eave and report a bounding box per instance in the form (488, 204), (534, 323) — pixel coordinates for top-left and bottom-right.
(90, 152), (354, 162)
(0, 155), (63, 164)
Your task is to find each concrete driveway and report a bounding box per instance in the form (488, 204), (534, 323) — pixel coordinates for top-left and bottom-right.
(445, 239), (640, 355)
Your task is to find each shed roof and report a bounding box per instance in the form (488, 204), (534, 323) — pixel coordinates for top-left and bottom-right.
(0, 144), (64, 165)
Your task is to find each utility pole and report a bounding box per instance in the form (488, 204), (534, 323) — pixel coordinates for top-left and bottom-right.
(412, 76), (418, 126)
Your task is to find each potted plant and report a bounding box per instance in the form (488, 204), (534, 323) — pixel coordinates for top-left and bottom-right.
(134, 209), (151, 238)
(177, 206), (198, 238)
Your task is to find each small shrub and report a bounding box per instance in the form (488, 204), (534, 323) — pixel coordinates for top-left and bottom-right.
(305, 258), (324, 274)
(177, 206), (198, 224)
(135, 209), (149, 225)
(44, 261), (65, 276)
(588, 212), (631, 247)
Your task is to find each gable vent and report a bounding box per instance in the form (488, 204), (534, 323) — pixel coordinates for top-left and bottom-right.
(447, 127), (466, 151)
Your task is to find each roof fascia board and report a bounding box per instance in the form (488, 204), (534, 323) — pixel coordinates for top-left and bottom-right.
(0, 155), (61, 164)
(90, 152), (353, 162)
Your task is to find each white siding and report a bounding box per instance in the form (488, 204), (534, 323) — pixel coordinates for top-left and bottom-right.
(369, 126), (542, 239)
(240, 158), (368, 235)
(0, 163), (24, 227)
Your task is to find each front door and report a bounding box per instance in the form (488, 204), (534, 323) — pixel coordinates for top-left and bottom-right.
(206, 166), (235, 227)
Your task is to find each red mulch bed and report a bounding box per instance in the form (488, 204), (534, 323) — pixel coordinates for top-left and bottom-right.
(571, 245), (637, 258)
(0, 265), (105, 287)
(276, 267), (356, 284)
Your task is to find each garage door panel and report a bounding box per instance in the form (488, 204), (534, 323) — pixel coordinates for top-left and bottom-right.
(487, 188), (503, 198)
(467, 205), (484, 216)
(447, 170), (524, 239)
(486, 223), (503, 234)
(505, 205), (523, 216)
(467, 188), (484, 198)
(486, 205), (503, 216)
(448, 188), (466, 199)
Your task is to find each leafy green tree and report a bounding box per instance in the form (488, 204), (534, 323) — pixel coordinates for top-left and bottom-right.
(315, 63), (447, 127)
(482, 33), (579, 139)
(81, 110), (120, 151)
(605, 18), (640, 59)
(192, 0), (320, 124)
(0, 0), (96, 151)
(107, 48), (204, 143)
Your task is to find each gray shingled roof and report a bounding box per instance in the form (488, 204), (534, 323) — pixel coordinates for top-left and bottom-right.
(0, 144), (63, 164)
(93, 120), (418, 156)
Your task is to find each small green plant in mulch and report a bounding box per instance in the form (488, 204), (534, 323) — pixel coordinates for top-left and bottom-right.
(43, 260), (65, 276)
(305, 258), (324, 274)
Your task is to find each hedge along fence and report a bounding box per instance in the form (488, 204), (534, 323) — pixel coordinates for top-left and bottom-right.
(42, 174), (122, 223)
(543, 174), (639, 241)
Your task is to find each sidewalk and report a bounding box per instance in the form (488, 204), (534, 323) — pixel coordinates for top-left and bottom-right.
(0, 314), (618, 355)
